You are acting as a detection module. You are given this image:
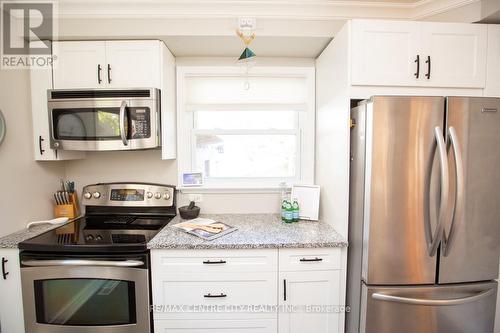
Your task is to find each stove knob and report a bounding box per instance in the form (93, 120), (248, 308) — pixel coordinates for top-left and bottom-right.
(146, 192), (153, 199)
(83, 192), (92, 199)
(163, 192), (171, 200)
(86, 235), (94, 241)
(93, 191), (101, 199)
(95, 235), (103, 241)
(154, 192), (161, 199)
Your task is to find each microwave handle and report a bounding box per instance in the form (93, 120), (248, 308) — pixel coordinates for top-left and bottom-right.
(119, 100), (128, 146)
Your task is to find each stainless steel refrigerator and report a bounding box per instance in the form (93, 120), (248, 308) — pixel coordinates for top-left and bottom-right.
(347, 96), (500, 333)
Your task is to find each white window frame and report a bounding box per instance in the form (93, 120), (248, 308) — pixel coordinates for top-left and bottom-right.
(176, 65), (315, 193)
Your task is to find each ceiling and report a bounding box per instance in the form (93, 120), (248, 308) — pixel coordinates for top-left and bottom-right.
(11, 0), (485, 58)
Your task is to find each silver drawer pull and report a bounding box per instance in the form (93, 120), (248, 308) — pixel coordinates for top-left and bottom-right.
(299, 257), (323, 262)
(204, 293), (227, 298)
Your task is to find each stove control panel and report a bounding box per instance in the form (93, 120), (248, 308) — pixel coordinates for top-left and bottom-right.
(82, 183), (175, 207)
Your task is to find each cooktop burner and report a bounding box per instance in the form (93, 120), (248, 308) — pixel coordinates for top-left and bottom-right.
(19, 183), (176, 253)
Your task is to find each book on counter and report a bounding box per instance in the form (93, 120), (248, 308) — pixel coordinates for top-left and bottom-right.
(172, 218), (237, 241)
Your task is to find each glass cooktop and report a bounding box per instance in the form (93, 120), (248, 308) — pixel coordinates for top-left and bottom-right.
(19, 215), (174, 253)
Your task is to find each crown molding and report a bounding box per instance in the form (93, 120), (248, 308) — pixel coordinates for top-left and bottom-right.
(52, 0), (477, 21)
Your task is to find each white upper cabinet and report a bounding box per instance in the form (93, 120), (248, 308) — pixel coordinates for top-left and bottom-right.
(420, 22), (487, 88)
(351, 20), (420, 87)
(350, 20), (487, 88)
(53, 40), (162, 89)
(53, 41), (106, 89)
(485, 25), (500, 97)
(105, 41), (161, 88)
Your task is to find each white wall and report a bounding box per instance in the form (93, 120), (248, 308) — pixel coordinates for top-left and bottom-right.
(0, 70), (65, 236)
(63, 150), (283, 214)
(62, 57), (314, 215)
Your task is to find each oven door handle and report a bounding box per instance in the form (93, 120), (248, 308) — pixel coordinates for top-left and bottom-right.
(119, 100), (129, 146)
(21, 259), (144, 267)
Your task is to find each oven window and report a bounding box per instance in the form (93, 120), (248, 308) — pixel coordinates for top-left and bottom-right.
(34, 279), (136, 326)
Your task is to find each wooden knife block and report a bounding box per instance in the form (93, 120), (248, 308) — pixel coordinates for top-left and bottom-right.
(54, 193), (79, 219)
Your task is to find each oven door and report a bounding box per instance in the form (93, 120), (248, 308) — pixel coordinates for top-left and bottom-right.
(49, 99), (159, 151)
(20, 254), (151, 333)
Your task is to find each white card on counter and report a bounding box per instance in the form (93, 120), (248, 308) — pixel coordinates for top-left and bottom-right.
(291, 184), (320, 221)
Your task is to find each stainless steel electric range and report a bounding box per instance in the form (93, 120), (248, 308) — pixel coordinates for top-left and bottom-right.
(19, 182), (176, 333)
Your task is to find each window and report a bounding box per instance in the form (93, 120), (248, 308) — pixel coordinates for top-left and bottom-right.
(177, 66), (315, 190)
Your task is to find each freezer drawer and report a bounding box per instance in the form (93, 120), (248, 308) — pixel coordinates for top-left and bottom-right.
(360, 281), (497, 333)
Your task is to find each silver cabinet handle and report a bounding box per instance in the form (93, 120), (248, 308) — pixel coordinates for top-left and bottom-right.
(372, 288), (494, 306)
(443, 126), (464, 256)
(119, 100), (128, 146)
(21, 259), (144, 267)
(426, 127), (450, 257)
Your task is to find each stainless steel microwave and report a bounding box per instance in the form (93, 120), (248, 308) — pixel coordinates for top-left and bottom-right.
(48, 88), (161, 151)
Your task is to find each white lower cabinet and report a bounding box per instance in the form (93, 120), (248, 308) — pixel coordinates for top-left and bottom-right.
(151, 248), (345, 333)
(278, 270), (341, 333)
(0, 249), (25, 333)
(154, 319), (277, 333)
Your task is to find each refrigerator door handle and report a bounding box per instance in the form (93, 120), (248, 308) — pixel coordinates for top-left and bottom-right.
(372, 288), (495, 306)
(443, 126), (465, 256)
(426, 127), (450, 257)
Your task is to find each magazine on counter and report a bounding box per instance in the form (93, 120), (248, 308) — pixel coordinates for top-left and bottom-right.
(172, 218), (237, 241)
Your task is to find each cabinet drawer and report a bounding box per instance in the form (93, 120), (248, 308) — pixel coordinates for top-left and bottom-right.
(279, 248), (341, 271)
(153, 272), (277, 308)
(152, 249), (278, 274)
(154, 319), (277, 333)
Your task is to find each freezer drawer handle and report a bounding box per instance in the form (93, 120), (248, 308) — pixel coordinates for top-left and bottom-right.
(21, 259), (144, 267)
(299, 257), (323, 262)
(372, 288), (495, 306)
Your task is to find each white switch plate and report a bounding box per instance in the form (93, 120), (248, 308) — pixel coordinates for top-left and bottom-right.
(189, 194), (203, 203)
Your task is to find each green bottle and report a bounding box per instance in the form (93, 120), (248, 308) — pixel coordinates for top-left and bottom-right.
(281, 200), (287, 222)
(292, 198), (300, 222)
(284, 201), (294, 223)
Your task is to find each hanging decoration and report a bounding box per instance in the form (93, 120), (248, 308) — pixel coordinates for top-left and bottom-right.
(236, 27), (256, 90)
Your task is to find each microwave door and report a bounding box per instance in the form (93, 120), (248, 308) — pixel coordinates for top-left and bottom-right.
(50, 100), (131, 151)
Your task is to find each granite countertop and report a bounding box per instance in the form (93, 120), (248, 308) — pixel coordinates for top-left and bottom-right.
(0, 223), (64, 249)
(148, 214), (348, 250)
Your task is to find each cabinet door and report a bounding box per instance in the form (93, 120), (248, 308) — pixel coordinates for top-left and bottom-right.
(420, 22), (487, 88)
(30, 51), (85, 161)
(279, 270), (341, 333)
(155, 319), (277, 333)
(105, 40), (161, 88)
(351, 20), (420, 87)
(53, 41), (106, 89)
(485, 25), (500, 97)
(0, 249), (25, 333)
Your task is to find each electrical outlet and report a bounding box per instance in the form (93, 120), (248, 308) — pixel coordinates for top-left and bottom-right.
(188, 194), (203, 203)
(238, 17), (256, 31)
